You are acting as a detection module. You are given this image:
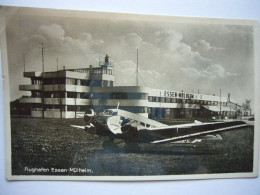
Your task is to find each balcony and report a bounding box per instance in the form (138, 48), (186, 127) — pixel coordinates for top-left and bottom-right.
(43, 85), (66, 91)
(19, 97), (42, 103)
(65, 98), (91, 105)
(44, 98), (65, 105)
(23, 72), (42, 78)
(19, 85), (42, 91)
(43, 98), (90, 105)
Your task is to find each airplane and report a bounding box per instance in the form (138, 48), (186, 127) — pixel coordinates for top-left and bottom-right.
(71, 107), (249, 148)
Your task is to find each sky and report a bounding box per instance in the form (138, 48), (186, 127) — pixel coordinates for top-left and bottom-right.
(4, 7), (255, 107)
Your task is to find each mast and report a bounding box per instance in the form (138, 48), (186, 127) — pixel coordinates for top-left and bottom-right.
(41, 42), (45, 118)
(23, 53), (26, 72)
(56, 58), (59, 71)
(41, 42), (45, 72)
(219, 89), (222, 120)
(136, 49), (139, 86)
(159, 91), (162, 119)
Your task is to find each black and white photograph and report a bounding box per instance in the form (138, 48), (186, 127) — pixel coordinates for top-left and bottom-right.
(1, 5), (259, 180)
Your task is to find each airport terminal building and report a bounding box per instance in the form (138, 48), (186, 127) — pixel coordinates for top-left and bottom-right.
(17, 55), (240, 119)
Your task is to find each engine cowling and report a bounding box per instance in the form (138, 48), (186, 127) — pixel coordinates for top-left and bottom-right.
(84, 109), (96, 134)
(84, 109), (95, 123)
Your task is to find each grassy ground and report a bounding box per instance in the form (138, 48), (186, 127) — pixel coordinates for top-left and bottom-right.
(11, 118), (254, 176)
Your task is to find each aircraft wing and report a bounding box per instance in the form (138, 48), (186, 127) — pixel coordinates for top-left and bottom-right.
(70, 125), (85, 129)
(145, 121), (240, 131)
(150, 123), (248, 144)
(76, 113), (85, 118)
(136, 121), (248, 144)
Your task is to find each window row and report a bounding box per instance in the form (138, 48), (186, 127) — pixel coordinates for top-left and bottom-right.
(33, 105), (91, 112)
(100, 106), (148, 113)
(39, 92), (146, 99)
(41, 78), (113, 87)
(73, 68), (89, 73)
(31, 79), (42, 85)
(148, 96), (228, 106)
(92, 68), (113, 75)
(92, 93), (147, 100)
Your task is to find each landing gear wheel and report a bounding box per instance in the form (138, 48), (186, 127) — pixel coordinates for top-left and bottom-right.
(85, 125), (96, 134)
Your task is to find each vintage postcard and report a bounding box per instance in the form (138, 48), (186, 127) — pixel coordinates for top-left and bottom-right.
(1, 6), (259, 180)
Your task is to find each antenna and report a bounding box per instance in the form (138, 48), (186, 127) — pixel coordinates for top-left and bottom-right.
(219, 89), (222, 120)
(40, 42), (45, 118)
(57, 58), (59, 71)
(41, 42), (45, 72)
(23, 53), (25, 72)
(99, 53), (101, 66)
(136, 49), (139, 86)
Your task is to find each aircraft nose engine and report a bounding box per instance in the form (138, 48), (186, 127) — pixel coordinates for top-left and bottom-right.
(84, 109), (95, 121)
(84, 109), (96, 133)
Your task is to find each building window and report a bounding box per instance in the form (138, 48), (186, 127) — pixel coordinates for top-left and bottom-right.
(44, 92), (65, 98)
(66, 78), (77, 85)
(171, 98), (177, 103)
(67, 105), (77, 111)
(32, 91), (42, 98)
(160, 97), (166, 103)
(73, 69), (89, 73)
(45, 105), (64, 111)
(32, 79), (42, 85)
(177, 99), (182, 103)
(67, 92), (77, 98)
(80, 80), (90, 86)
(165, 98), (171, 103)
(76, 106), (90, 111)
(102, 80), (108, 87)
(80, 93), (90, 99)
(91, 80), (102, 87)
(186, 99), (191, 103)
(43, 78), (66, 85)
(117, 106), (147, 113)
(111, 93), (128, 99)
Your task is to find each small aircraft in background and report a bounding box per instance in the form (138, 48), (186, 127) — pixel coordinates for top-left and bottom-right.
(71, 107), (248, 146)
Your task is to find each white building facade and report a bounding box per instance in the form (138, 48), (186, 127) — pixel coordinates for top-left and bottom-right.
(18, 55), (240, 119)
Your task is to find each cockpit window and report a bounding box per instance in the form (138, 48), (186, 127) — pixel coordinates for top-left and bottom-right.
(103, 109), (113, 115)
(140, 122), (145, 126)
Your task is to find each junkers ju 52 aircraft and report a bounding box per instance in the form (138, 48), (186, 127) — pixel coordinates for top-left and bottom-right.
(71, 107), (248, 147)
